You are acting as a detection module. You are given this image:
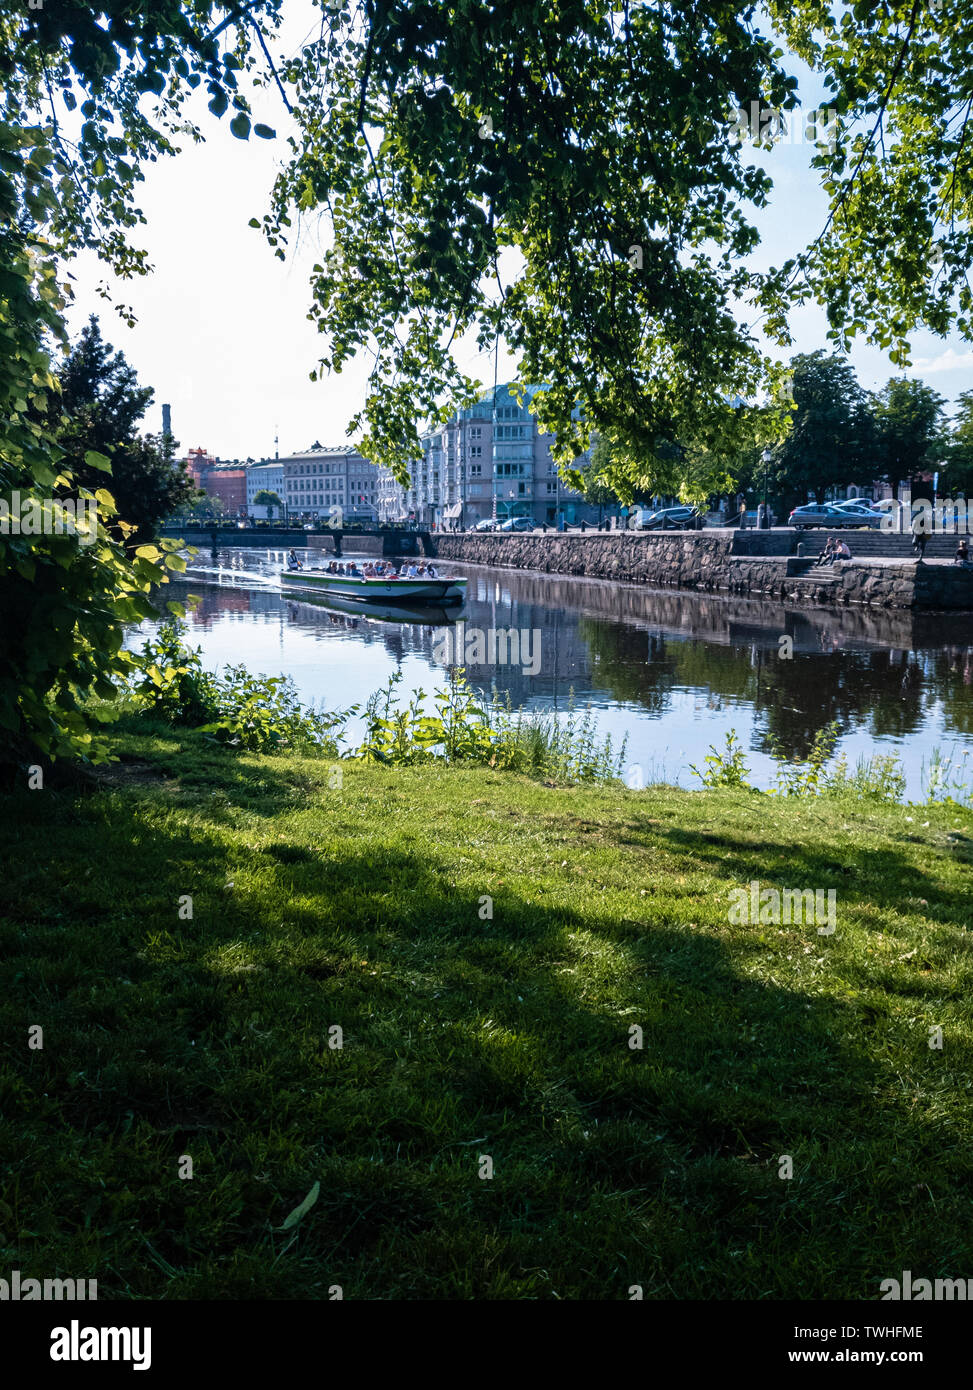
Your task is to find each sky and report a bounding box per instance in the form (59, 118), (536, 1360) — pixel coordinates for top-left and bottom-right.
(63, 3), (973, 462)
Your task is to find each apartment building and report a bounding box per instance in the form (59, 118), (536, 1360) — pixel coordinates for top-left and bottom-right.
(375, 384), (598, 529)
(184, 447), (247, 514)
(281, 443), (379, 523)
(245, 461), (286, 518)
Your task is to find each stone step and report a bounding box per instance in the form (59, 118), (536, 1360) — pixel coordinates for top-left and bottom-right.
(794, 532), (960, 558)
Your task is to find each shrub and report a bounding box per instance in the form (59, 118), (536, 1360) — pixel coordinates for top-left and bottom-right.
(132, 622), (344, 755)
(689, 731), (752, 789)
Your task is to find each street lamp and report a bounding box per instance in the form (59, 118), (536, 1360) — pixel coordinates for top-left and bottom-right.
(761, 448), (772, 528)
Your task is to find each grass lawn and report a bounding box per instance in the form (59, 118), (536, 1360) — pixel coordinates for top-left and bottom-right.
(2, 714), (973, 1300)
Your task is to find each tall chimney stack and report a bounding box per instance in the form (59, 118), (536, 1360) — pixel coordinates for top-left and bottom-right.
(162, 403), (172, 441)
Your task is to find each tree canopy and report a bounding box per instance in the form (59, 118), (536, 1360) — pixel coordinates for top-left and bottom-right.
(52, 316), (197, 541)
(5, 0), (973, 760)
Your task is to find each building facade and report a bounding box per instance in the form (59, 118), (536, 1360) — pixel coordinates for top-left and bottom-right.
(184, 448), (247, 514)
(281, 443), (379, 523)
(245, 462), (286, 518)
(375, 384), (598, 529)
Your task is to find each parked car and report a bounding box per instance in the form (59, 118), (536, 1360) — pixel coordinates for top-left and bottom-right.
(830, 499), (886, 521)
(473, 517), (499, 531)
(787, 503), (883, 529)
(631, 505), (701, 530)
(499, 516), (535, 532)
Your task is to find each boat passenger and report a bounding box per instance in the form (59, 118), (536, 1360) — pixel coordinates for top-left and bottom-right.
(426, 564), (438, 578)
(287, 549), (303, 571)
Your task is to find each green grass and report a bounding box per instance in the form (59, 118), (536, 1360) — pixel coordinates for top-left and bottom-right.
(2, 714), (973, 1299)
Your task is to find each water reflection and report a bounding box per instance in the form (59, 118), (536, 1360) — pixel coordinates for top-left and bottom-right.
(129, 547), (973, 797)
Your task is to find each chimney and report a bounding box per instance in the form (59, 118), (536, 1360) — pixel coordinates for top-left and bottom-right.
(162, 403), (172, 441)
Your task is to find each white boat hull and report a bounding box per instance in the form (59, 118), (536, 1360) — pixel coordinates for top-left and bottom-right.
(281, 569), (466, 604)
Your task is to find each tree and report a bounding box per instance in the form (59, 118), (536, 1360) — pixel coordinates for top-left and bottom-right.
(0, 2), (280, 763)
(769, 353), (876, 513)
(767, 2), (973, 367)
(571, 442), (617, 525)
(869, 378), (948, 501)
(266, 2), (973, 488)
(52, 316), (197, 542)
(267, 5), (802, 485)
(252, 489), (283, 518)
(944, 391), (973, 498)
(6, 0), (973, 760)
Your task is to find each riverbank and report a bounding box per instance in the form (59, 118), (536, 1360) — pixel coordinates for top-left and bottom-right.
(434, 531), (973, 609)
(3, 718), (972, 1298)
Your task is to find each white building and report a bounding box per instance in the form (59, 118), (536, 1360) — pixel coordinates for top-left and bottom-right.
(375, 384), (598, 529)
(246, 461), (286, 518)
(282, 443), (380, 523)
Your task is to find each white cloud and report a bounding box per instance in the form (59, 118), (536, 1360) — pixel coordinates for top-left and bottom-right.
(908, 348), (973, 374)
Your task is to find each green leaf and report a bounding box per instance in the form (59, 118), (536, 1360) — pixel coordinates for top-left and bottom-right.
(278, 1181), (320, 1231)
(253, 124), (276, 140)
(84, 450), (112, 473)
(230, 113), (251, 140)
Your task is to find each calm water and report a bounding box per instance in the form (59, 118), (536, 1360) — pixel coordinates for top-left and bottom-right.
(127, 545), (973, 798)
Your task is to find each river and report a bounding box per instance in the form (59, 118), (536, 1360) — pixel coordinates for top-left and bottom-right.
(127, 545), (973, 800)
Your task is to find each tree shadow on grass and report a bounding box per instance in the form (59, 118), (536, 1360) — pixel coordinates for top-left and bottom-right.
(650, 821), (973, 934)
(4, 775), (972, 1299)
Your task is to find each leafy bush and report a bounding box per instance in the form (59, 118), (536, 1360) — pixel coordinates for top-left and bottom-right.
(132, 622), (343, 755)
(131, 622), (221, 725)
(768, 722), (840, 797)
(355, 671), (625, 783)
(199, 666), (344, 754)
(921, 748), (973, 807)
(689, 731), (752, 789)
(823, 753), (906, 804)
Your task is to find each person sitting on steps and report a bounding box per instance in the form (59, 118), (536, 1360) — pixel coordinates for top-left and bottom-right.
(814, 536), (837, 567)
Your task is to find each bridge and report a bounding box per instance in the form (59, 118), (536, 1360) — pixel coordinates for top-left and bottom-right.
(158, 526), (436, 558)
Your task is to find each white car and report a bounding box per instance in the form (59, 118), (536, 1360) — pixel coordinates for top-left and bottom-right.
(788, 503), (883, 529)
(831, 500), (885, 517)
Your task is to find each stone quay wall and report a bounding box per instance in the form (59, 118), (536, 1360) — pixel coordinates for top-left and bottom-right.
(432, 531), (973, 610)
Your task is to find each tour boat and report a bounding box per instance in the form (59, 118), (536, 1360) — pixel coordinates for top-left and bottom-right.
(281, 587), (461, 626)
(280, 566), (467, 605)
